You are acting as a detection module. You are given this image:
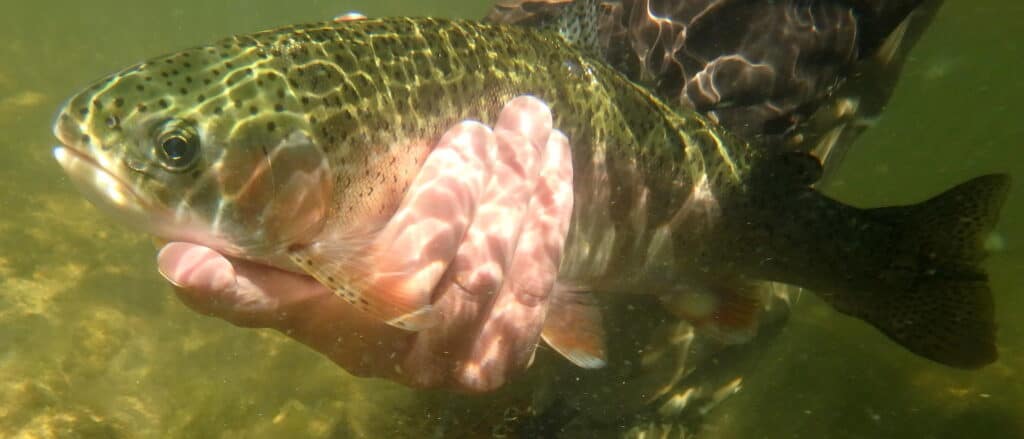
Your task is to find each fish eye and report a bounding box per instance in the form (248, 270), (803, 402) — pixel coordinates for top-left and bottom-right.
(155, 120), (200, 171)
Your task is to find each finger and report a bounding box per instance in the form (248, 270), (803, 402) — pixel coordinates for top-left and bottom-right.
(338, 122), (495, 387)
(456, 128), (573, 391)
(157, 242), (306, 328)
(399, 99), (553, 388)
(360, 122), (495, 326)
(448, 96), (553, 298)
(345, 133), (501, 384)
(158, 243), (241, 316)
(384, 123), (508, 387)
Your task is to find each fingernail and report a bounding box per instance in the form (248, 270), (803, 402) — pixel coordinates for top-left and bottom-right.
(156, 243), (187, 287)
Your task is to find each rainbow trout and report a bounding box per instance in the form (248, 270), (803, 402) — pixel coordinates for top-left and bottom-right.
(52, 11), (1008, 369)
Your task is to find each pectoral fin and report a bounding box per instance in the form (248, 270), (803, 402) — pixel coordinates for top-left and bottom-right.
(541, 286), (607, 369)
(288, 243), (438, 331)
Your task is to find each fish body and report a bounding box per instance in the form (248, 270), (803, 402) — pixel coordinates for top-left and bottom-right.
(53, 15), (1007, 368)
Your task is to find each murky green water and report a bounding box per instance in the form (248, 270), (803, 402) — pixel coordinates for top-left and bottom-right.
(1, 1), (1022, 437)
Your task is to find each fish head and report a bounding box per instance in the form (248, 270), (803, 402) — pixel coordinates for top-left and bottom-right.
(53, 48), (333, 262)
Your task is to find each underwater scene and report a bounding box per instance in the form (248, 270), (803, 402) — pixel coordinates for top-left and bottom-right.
(2, 0), (1022, 437)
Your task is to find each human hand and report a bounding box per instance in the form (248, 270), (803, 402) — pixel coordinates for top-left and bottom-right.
(156, 96), (574, 392)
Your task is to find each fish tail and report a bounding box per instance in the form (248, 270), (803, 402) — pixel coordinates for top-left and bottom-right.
(835, 174), (1010, 368)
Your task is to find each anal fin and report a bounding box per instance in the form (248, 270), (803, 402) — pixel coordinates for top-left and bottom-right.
(660, 278), (766, 345)
(541, 285), (607, 369)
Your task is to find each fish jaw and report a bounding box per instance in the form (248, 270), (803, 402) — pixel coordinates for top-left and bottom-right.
(53, 145), (166, 234)
(51, 144), (228, 251)
(52, 131), (335, 268)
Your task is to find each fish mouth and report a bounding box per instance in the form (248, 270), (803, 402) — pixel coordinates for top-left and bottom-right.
(53, 144), (158, 231)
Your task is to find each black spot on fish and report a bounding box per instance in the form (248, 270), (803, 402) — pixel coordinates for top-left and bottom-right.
(183, 62), (191, 68)
(78, 107), (88, 116)
(274, 103), (284, 112)
(92, 99), (102, 108)
(179, 88), (188, 96)
(197, 94), (206, 103)
(300, 96), (310, 105)
(212, 69), (220, 76)
(244, 68), (253, 76)
(225, 62), (233, 69)
(113, 98), (124, 108)
(249, 106), (258, 115)
(185, 76), (193, 84)
(81, 134), (90, 144)
(203, 78), (211, 85)
(308, 115), (317, 124)
(158, 99), (169, 109)
(137, 104), (148, 113)
(341, 83), (358, 102)
(352, 73), (372, 91)
(161, 72), (169, 78)
(136, 85), (145, 92)
(276, 89), (285, 99)
(267, 121), (276, 132)
(213, 106), (223, 115)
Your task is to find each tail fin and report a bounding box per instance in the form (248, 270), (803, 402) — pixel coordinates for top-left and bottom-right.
(858, 174), (1010, 368)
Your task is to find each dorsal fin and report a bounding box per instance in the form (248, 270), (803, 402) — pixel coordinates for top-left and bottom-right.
(544, 0), (602, 54)
(488, 0), (604, 55)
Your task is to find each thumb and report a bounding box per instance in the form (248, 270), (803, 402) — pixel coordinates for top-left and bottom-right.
(157, 242), (240, 318)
